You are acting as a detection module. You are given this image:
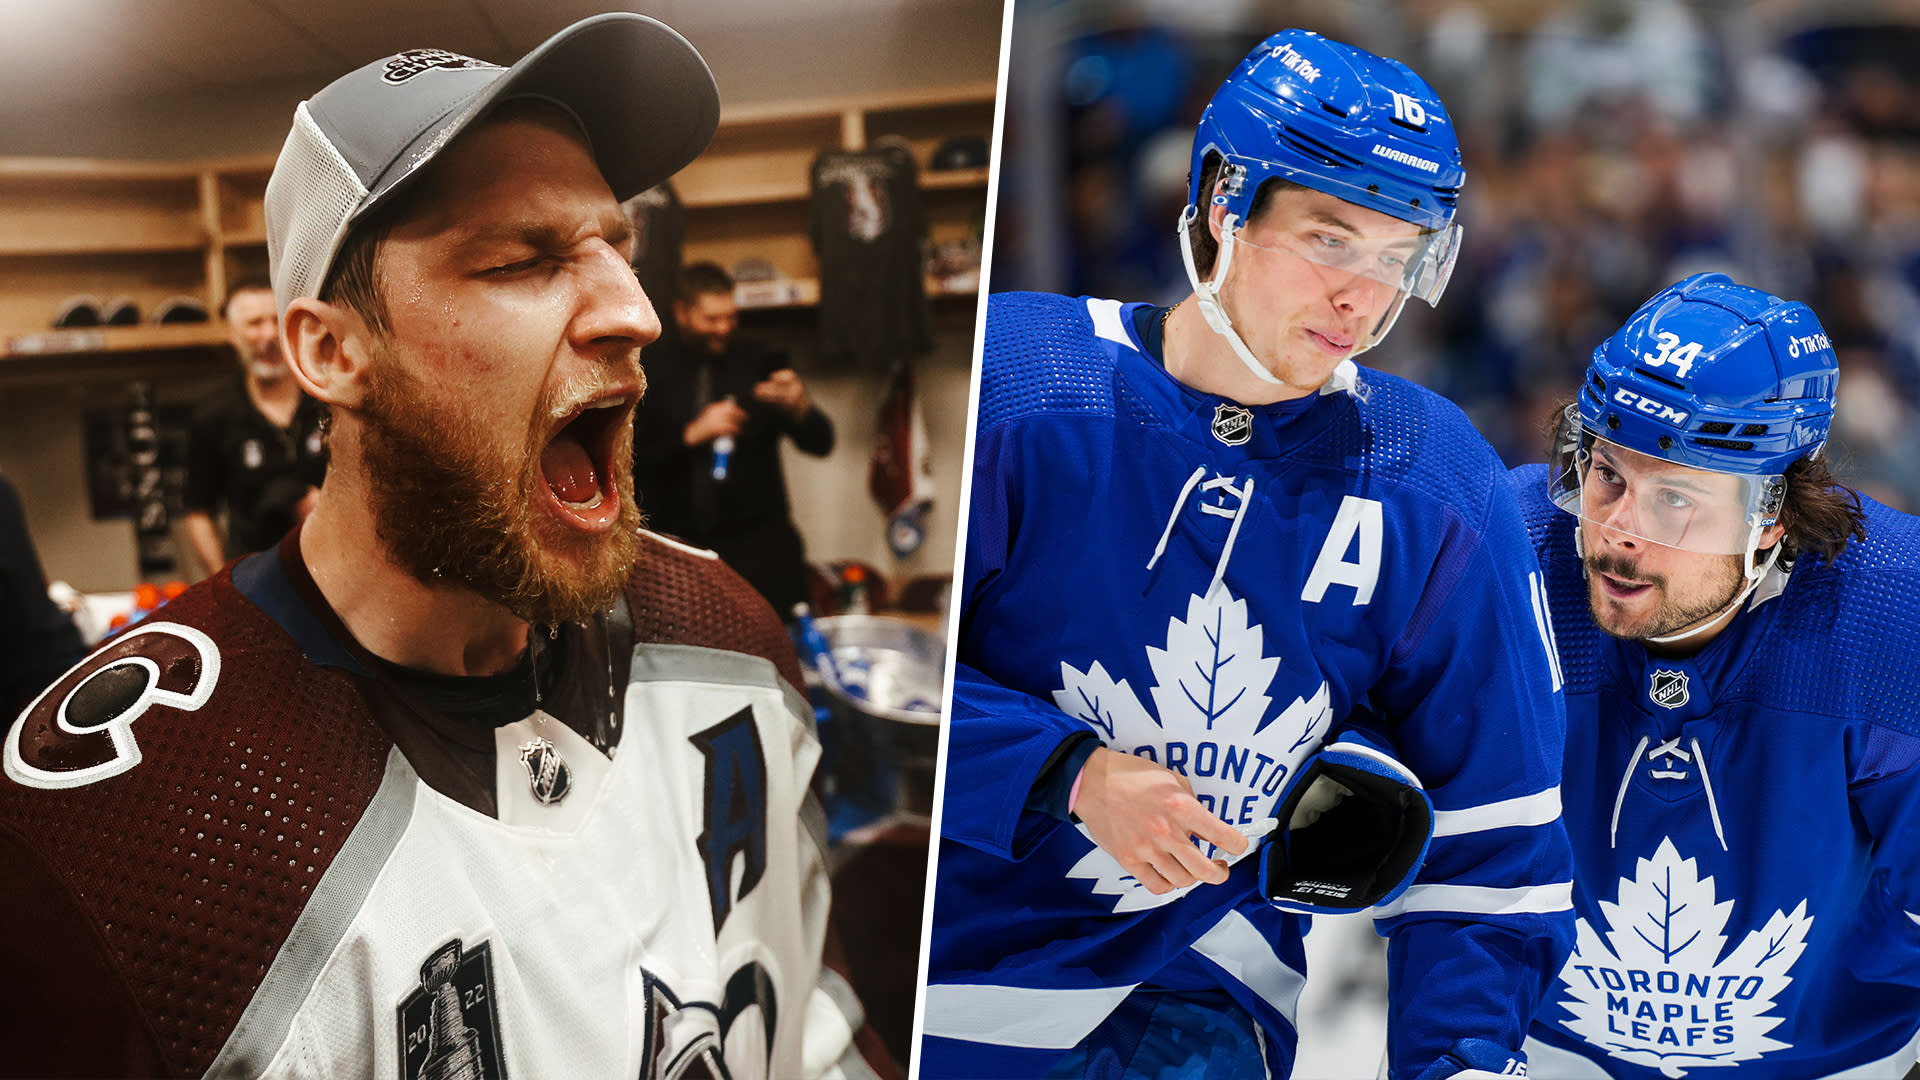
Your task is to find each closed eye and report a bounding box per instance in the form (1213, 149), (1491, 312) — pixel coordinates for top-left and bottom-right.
(482, 255), (557, 277)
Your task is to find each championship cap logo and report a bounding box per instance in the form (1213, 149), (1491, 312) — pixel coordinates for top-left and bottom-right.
(381, 48), (501, 85)
(518, 736), (572, 805)
(1212, 403), (1252, 446)
(1650, 669), (1690, 710)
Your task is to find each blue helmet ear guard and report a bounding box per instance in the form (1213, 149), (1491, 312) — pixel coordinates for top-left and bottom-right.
(1186, 29), (1465, 235)
(1577, 272), (1838, 479)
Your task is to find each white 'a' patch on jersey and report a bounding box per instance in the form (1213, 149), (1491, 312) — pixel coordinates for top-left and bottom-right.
(203, 644), (833, 1080)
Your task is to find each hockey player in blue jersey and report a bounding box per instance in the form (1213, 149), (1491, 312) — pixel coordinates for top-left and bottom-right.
(1516, 272), (1920, 1077)
(922, 29), (1575, 1080)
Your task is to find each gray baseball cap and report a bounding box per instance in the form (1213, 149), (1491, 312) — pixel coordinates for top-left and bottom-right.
(265, 13), (719, 313)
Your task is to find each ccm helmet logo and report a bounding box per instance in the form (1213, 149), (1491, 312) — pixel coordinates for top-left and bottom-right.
(1612, 387), (1689, 427)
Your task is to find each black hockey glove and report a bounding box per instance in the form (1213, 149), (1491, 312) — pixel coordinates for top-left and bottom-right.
(1259, 733), (1432, 913)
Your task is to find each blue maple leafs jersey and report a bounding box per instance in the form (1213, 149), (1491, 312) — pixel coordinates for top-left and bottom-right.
(1514, 463), (1920, 1078)
(921, 293), (1576, 1079)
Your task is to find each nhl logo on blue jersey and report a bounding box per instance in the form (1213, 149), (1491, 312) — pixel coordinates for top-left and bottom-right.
(1211, 403), (1252, 445)
(518, 736), (571, 805)
(1649, 669), (1689, 709)
(397, 938), (508, 1080)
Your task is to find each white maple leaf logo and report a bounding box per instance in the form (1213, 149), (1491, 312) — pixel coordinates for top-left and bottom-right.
(1557, 837), (1812, 1077)
(1052, 587), (1329, 912)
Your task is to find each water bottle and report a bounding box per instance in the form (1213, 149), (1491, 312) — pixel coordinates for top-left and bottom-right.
(791, 602), (838, 689)
(711, 434), (733, 481)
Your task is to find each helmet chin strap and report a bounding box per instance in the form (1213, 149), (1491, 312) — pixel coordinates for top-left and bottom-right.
(1176, 205), (1371, 397)
(1178, 205), (1289, 388)
(1641, 527), (1784, 648)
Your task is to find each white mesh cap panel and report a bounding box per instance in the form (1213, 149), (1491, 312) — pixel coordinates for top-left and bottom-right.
(265, 103), (370, 314)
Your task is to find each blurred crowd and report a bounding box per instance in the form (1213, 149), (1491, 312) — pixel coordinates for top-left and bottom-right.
(992, 0), (1920, 509)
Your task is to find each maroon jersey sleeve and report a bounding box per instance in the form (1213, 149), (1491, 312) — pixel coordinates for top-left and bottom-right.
(625, 531), (807, 694)
(0, 571), (393, 1077)
(0, 829), (168, 1077)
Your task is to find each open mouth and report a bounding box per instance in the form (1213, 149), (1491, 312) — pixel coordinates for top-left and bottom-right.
(539, 395), (632, 532)
(1597, 572), (1653, 600)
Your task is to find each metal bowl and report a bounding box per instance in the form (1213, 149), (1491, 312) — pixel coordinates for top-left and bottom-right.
(811, 615), (946, 818)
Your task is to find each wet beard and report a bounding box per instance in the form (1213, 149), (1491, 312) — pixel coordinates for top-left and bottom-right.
(359, 358), (640, 625)
(1584, 550), (1745, 641)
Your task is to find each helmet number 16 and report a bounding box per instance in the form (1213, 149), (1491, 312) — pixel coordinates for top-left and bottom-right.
(1390, 92), (1426, 127)
(1642, 331), (1704, 378)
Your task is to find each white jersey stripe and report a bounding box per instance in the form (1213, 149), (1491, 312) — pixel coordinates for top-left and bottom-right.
(1087, 297), (1131, 346)
(919, 982), (1137, 1049)
(1374, 881), (1573, 920)
(1189, 909), (1307, 1022)
(1431, 788), (1563, 838)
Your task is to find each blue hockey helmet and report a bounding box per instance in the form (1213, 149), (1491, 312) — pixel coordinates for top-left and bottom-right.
(1178, 30), (1466, 386)
(1186, 30), (1465, 234)
(1549, 273), (1839, 555)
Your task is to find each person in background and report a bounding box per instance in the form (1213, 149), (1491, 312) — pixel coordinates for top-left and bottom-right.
(633, 260), (834, 618)
(181, 276), (327, 575)
(0, 474), (84, 721)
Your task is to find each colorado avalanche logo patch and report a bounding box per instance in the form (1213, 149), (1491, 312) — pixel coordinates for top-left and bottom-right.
(398, 938), (508, 1080)
(4, 622), (220, 790)
(518, 736), (571, 805)
(1211, 403), (1252, 446)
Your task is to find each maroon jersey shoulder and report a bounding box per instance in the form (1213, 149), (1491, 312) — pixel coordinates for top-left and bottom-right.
(626, 531), (806, 693)
(0, 570), (393, 1076)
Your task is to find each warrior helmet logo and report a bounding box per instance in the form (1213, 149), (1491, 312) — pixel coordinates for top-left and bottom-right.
(1211, 403), (1252, 446)
(518, 737), (572, 805)
(1650, 669), (1690, 710)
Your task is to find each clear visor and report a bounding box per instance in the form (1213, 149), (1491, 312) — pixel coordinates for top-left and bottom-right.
(1547, 406), (1785, 555)
(1231, 218), (1462, 307)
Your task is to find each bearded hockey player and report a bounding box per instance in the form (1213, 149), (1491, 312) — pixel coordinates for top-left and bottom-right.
(0, 16), (878, 1079)
(1517, 273), (1920, 1077)
(920, 29), (1575, 1080)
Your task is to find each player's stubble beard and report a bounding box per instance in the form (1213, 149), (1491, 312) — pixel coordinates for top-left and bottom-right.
(358, 344), (642, 626)
(1583, 548), (1745, 641)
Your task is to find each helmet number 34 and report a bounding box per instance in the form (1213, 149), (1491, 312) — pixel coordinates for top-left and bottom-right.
(1642, 331), (1705, 378)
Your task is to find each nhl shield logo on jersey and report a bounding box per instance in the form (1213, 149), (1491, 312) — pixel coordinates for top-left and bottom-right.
(1555, 838), (1812, 1075)
(517, 735), (571, 805)
(1211, 403), (1253, 446)
(1650, 669), (1690, 710)
(398, 938), (509, 1080)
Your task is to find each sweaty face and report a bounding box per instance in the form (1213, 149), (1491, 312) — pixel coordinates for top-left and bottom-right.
(226, 288), (285, 381)
(360, 345), (640, 625)
(354, 106), (655, 624)
(1214, 186), (1423, 390)
(675, 291), (737, 355)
